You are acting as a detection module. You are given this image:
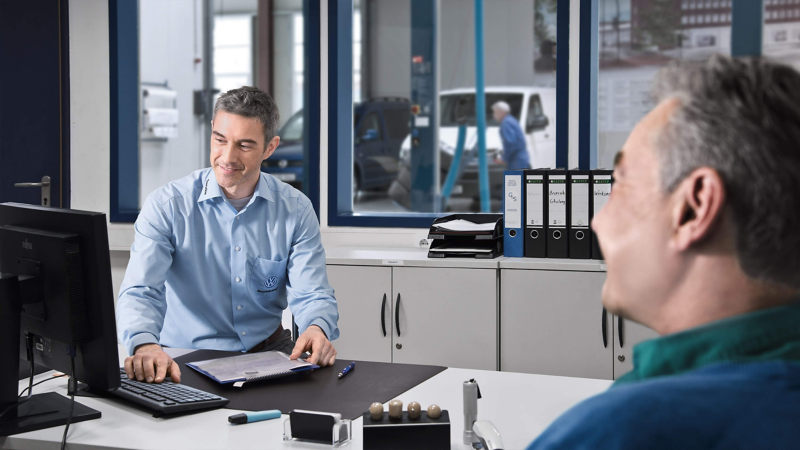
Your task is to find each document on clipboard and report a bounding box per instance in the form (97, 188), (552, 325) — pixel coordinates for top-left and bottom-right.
(186, 351), (319, 386)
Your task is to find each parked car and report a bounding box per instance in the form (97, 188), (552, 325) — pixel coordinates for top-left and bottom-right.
(261, 98), (411, 197)
(261, 109), (304, 190)
(389, 86), (556, 210)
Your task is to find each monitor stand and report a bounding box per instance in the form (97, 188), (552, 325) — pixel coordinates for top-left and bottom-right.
(0, 392), (101, 436)
(0, 273), (100, 436)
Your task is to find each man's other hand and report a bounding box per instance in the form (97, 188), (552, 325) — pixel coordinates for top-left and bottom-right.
(123, 343), (182, 384)
(289, 325), (337, 367)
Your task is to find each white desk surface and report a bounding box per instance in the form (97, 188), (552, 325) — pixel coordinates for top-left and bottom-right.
(2, 346), (612, 450)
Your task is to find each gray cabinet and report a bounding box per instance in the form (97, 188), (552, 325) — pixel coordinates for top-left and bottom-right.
(326, 265), (393, 363)
(501, 270), (613, 380)
(326, 264), (498, 370)
(393, 267), (497, 370)
(613, 315), (659, 379)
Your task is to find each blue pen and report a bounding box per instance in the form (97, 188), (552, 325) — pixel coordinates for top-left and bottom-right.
(338, 362), (356, 379)
(228, 409), (282, 424)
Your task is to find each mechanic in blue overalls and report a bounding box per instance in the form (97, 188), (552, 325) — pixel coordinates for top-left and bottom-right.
(492, 101), (530, 170)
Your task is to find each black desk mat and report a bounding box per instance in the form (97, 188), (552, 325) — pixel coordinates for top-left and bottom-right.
(173, 350), (446, 420)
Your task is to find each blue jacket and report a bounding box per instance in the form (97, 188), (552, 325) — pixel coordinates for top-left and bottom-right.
(528, 361), (800, 449)
(499, 115), (530, 170)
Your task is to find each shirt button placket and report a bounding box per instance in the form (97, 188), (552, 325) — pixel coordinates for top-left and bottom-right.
(232, 215), (247, 346)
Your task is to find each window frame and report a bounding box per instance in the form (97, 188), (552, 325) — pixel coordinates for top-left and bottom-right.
(109, 0), (140, 223)
(327, 0), (572, 228)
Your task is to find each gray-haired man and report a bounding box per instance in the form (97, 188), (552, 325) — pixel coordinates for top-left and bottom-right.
(117, 86), (339, 384)
(529, 55), (800, 448)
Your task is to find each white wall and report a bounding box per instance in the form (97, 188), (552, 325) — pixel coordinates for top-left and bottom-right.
(139, 0), (207, 207)
(69, 0), (129, 301)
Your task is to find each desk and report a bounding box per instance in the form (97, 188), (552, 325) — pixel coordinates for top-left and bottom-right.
(2, 346), (612, 450)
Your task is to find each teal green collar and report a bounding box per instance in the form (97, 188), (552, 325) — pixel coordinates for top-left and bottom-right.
(614, 301), (800, 386)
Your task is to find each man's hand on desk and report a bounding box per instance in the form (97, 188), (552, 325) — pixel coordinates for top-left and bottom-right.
(290, 325), (337, 367)
(124, 343), (182, 384)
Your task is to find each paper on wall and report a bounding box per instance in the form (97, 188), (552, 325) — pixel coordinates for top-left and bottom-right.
(146, 108), (179, 125)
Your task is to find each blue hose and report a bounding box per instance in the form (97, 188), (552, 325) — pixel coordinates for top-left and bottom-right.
(440, 124), (468, 208)
(474, 0), (490, 212)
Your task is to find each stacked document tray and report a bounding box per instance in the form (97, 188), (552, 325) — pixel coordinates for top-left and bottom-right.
(427, 214), (503, 259)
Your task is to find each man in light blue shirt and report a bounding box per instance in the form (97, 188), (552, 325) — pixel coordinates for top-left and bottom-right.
(118, 86), (339, 384)
(492, 101), (530, 170)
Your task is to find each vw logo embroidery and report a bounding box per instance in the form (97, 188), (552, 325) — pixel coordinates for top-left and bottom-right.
(264, 276), (279, 289)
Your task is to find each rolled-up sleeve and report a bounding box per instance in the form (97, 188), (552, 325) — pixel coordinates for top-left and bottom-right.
(285, 204), (339, 341)
(116, 195), (175, 356)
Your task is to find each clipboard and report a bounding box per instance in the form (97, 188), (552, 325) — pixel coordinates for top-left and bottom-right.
(186, 351), (319, 386)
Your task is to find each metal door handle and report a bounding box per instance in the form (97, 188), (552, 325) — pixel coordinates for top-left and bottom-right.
(14, 176), (51, 207)
(618, 317), (624, 348)
(602, 308), (608, 348)
(395, 293), (401, 337)
(381, 294), (387, 337)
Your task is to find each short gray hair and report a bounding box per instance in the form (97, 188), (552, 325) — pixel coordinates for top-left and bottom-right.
(212, 86), (280, 146)
(653, 54), (800, 289)
(492, 101), (510, 113)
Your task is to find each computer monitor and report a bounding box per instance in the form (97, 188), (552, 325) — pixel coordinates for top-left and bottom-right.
(0, 203), (119, 436)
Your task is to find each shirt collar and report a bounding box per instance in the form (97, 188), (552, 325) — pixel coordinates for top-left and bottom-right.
(615, 300), (800, 386)
(252, 172), (275, 203)
(197, 170), (224, 203)
(197, 170), (274, 203)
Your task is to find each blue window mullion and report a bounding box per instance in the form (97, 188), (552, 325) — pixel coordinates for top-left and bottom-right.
(732, 0), (763, 57)
(303, 0), (321, 220)
(109, 0), (141, 223)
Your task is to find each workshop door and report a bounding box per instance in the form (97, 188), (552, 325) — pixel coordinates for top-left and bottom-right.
(0, 0), (70, 207)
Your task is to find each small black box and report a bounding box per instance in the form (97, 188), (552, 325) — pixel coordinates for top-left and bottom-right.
(362, 410), (450, 450)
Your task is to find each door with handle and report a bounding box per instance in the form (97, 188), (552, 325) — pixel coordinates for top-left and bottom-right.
(325, 265), (392, 363)
(392, 266), (497, 370)
(14, 176), (51, 207)
(0, 1), (70, 208)
(500, 269), (612, 379)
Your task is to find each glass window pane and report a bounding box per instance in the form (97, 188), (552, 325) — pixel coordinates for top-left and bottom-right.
(764, 2), (800, 71)
(215, 47), (252, 75)
(294, 13), (304, 44)
(214, 16), (252, 46)
(346, 0), (559, 216)
(596, 0), (732, 169)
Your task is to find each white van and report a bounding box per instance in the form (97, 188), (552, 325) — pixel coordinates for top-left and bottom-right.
(400, 86), (557, 170)
(390, 87), (556, 208)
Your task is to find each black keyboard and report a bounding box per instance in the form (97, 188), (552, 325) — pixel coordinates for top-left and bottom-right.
(111, 368), (229, 415)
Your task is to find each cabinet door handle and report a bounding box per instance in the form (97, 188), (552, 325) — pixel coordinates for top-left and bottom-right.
(602, 308), (608, 348)
(381, 294), (387, 337)
(618, 316), (624, 348)
(395, 293), (401, 337)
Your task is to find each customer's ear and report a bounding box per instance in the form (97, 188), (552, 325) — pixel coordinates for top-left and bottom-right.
(670, 167), (726, 251)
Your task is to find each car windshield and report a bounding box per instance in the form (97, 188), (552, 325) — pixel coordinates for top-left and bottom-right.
(279, 112), (303, 142)
(440, 93), (523, 127)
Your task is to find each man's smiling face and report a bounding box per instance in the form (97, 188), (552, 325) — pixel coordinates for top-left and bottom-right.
(210, 110), (278, 195)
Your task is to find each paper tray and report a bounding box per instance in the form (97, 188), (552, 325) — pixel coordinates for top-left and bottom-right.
(427, 214), (503, 241)
(427, 237), (503, 259)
